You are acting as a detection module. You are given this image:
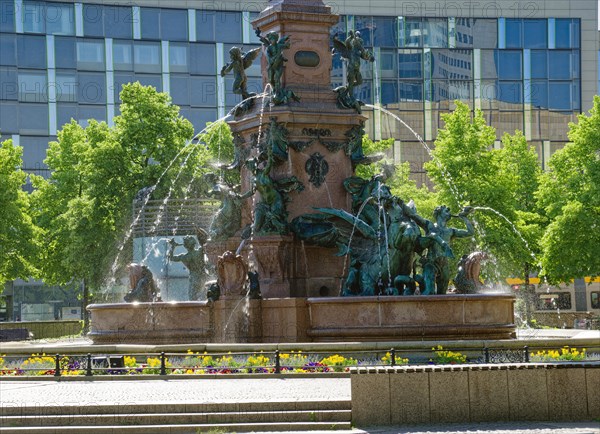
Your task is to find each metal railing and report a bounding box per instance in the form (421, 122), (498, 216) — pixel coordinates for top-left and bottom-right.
(1, 345), (594, 377)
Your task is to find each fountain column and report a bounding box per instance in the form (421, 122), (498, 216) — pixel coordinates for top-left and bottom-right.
(226, 0), (366, 298)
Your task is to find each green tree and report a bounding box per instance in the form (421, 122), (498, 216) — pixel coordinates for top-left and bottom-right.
(0, 138), (40, 286)
(537, 96), (600, 282)
(31, 83), (198, 327)
(424, 102), (543, 277)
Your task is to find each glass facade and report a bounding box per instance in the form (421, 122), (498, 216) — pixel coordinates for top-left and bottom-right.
(0, 1), (586, 184)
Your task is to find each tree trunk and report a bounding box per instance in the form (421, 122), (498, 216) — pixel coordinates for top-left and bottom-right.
(524, 263), (532, 326)
(82, 279), (90, 333)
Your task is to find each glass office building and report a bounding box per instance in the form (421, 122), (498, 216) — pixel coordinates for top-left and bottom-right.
(0, 0), (596, 186)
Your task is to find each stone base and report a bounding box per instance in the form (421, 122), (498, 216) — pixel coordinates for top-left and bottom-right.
(88, 294), (515, 344)
(307, 295), (516, 341)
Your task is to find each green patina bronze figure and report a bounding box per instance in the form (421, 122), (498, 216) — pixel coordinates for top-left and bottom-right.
(207, 173), (255, 241)
(167, 229), (212, 300)
(256, 28), (300, 105)
(406, 205), (475, 295)
(245, 147), (304, 236)
(332, 30), (375, 113)
(266, 117), (289, 163)
(221, 46), (261, 116)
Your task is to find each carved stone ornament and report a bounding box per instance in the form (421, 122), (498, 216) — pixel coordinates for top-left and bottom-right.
(217, 251), (249, 299)
(305, 152), (329, 188)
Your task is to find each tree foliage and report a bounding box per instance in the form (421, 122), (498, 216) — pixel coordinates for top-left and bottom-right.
(0, 138), (40, 286)
(537, 96), (600, 281)
(31, 83), (198, 294)
(424, 102), (543, 277)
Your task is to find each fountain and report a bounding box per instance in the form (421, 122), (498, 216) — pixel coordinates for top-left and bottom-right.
(87, 0), (515, 344)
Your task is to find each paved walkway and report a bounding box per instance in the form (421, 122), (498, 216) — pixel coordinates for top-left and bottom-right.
(2, 378), (599, 434)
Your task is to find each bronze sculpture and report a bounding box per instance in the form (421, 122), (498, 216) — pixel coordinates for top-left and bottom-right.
(332, 30), (375, 113)
(256, 28), (300, 105)
(220, 46), (261, 115)
(124, 263), (161, 302)
(167, 229), (211, 300)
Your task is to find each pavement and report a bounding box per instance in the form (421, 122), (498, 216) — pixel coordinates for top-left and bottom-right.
(2, 378), (599, 434)
(1, 330), (599, 433)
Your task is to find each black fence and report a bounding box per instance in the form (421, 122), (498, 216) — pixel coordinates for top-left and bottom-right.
(0, 345), (593, 377)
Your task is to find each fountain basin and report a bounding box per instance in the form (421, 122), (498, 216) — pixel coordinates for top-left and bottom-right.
(307, 294), (516, 341)
(88, 294), (515, 344)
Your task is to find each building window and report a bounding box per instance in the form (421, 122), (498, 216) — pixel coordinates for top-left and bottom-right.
(55, 72), (78, 102)
(399, 17), (422, 47)
(191, 76), (217, 107)
(55, 37), (76, 69)
(161, 9), (188, 41)
(113, 40), (133, 71)
(140, 8), (160, 40)
(0, 101), (18, 134)
(77, 72), (105, 104)
(134, 42), (161, 73)
(18, 71), (48, 103)
(399, 50), (422, 79)
(456, 18), (497, 49)
(19, 103), (49, 135)
(196, 11), (215, 42)
(103, 6), (133, 39)
(17, 35), (46, 69)
(82, 4), (104, 37)
(0, 0), (15, 33)
(399, 81), (423, 103)
(523, 19), (546, 49)
(423, 18), (448, 48)
(22, 1), (74, 35)
(170, 75), (190, 106)
(76, 40), (105, 71)
(496, 50), (522, 80)
(380, 80), (398, 105)
(0, 67), (17, 100)
(504, 19), (522, 48)
(169, 44), (189, 73)
(0, 34), (17, 66)
(197, 11), (242, 43)
(549, 51), (578, 80)
(555, 19), (580, 49)
(190, 43), (216, 75)
(530, 50), (547, 79)
(78, 105), (106, 126)
(591, 292), (600, 309)
(216, 12), (242, 43)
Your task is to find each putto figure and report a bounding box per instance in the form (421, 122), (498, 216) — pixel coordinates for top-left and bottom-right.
(332, 30), (375, 113)
(220, 46), (261, 115)
(256, 27), (300, 105)
(167, 229), (211, 300)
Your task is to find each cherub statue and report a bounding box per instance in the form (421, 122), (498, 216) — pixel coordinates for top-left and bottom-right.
(167, 228), (211, 300)
(332, 30), (375, 112)
(207, 173), (255, 240)
(220, 46), (261, 100)
(220, 46), (261, 116)
(256, 27), (300, 105)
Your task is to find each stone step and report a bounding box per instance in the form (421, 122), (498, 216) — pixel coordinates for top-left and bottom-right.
(0, 421), (354, 433)
(1, 400), (350, 416)
(1, 409), (351, 427)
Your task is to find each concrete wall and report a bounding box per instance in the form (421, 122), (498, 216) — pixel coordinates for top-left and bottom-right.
(351, 362), (600, 427)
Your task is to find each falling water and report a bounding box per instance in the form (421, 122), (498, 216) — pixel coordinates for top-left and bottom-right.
(105, 118), (231, 291)
(364, 103), (467, 207)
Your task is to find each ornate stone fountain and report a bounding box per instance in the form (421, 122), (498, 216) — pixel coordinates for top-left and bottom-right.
(88, 0), (515, 344)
